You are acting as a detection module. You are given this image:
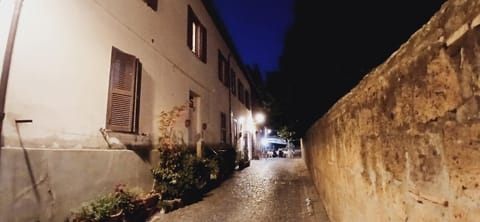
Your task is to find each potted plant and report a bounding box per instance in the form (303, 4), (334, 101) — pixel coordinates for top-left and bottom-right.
(69, 184), (154, 222)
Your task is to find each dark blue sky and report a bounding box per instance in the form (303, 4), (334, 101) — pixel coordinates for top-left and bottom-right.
(211, 0), (295, 78)
(211, 0), (446, 83)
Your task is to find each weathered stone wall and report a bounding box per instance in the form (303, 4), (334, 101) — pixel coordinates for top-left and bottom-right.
(303, 0), (480, 221)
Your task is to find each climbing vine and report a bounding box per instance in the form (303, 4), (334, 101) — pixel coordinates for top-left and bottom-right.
(157, 102), (188, 149)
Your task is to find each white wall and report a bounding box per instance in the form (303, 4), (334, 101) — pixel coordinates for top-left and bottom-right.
(0, 0), (16, 74)
(0, 148), (157, 222)
(1, 0), (254, 149)
(0, 0), (257, 220)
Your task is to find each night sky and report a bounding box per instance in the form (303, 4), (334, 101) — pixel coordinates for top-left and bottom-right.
(211, 0), (446, 80)
(211, 0), (295, 78)
(212, 0), (448, 135)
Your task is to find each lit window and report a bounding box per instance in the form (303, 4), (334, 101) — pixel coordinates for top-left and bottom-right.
(187, 6), (207, 62)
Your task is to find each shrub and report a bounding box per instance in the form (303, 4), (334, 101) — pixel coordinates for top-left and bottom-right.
(69, 184), (158, 222)
(70, 193), (120, 222)
(151, 145), (210, 202)
(70, 184), (140, 222)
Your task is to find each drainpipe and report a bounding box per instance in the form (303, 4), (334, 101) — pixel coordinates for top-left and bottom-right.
(0, 0), (24, 147)
(227, 53), (232, 146)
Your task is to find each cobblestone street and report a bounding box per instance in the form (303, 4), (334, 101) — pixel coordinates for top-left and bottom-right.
(148, 157), (330, 222)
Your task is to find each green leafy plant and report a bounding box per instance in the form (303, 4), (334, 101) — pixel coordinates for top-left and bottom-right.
(70, 193), (120, 222)
(151, 103), (237, 212)
(151, 146), (210, 202)
(69, 184), (156, 222)
(277, 125), (296, 143)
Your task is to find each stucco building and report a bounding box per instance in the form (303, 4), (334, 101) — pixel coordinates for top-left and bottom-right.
(0, 0), (262, 220)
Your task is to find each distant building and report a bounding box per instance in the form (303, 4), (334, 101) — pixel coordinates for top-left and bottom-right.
(0, 0), (261, 220)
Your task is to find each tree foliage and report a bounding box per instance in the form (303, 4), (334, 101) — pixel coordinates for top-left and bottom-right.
(277, 126), (295, 143)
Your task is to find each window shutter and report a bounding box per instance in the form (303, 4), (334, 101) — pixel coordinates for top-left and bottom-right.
(201, 27), (207, 62)
(107, 47), (137, 132)
(224, 59), (229, 87)
(245, 91), (250, 109)
(237, 81), (241, 102)
(187, 6), (193, 50)
(231, 71), (236, 95)
(238, 81), (244, 103)
(218, 51), (223, 81)
(133, 61), (142, 133)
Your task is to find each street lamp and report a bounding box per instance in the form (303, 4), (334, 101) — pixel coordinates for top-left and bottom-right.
(252, 112), (268, 159)
(254, 113), (265, 125)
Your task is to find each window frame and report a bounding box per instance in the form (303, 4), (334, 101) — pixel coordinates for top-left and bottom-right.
(187, 6), (207, 63)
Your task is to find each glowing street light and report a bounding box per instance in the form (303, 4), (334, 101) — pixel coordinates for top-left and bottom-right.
(254, 113), (265, 124)
(238, 116), (245, 124)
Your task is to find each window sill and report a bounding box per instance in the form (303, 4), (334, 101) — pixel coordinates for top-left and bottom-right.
(100, 129), (153, 150)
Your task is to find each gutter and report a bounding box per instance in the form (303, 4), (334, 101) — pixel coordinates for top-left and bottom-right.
(0, 0), (24, 146)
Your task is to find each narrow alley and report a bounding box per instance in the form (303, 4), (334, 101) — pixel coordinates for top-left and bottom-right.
(148, 157), (330, 222)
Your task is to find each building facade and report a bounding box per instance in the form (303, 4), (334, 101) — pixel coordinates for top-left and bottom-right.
(0, 0), (260, 220)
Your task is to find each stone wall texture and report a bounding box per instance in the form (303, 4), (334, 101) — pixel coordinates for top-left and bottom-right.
(303, 0), (480, 221)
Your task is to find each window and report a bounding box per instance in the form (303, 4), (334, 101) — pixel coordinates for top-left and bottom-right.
(143, 0), (157, 11)
(218, 51), (229, 87)
(189, 94), (195, 110)
(230, 70), (236, 96)
(220, 112), (227, 144)
(218, 52), (224, 82)
(245, 90), (250, 109)
(187, 6), (207, 62)
(106, 47), (142, 133)
(237, 81), (244, 104)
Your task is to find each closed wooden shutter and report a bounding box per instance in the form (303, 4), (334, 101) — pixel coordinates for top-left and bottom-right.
(238, 81), (244, 103)
(201, 26), (207, 62)
(231, 71), (236, 95)
(187, 6), (193, 50)
(245, 91), (250, 109)
(224, 58), (229, 87)
(218, 51), (223, 81)
(107, 47), (138, 132)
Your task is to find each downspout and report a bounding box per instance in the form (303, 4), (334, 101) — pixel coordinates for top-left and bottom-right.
(227, 53), (232, 146)
(0, 0), (24, 146)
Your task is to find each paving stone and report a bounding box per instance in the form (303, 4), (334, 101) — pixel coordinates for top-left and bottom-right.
(148, 158), (330, 222)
